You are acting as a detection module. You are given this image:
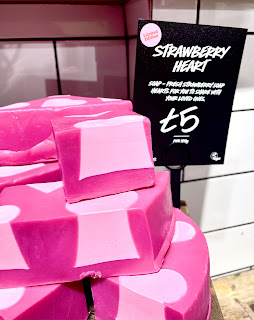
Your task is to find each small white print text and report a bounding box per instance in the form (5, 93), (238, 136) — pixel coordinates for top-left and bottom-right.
(148, 80), (225, 103)
(172, 138), (189, 144)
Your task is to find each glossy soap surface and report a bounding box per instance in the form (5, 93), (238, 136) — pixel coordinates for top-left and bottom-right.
(52, 111), (155, 202)
(91, 209), (211, 320)
(0, 162), (61, 192)
(0, 171), (175, 288)
(0, 281), (88, 320)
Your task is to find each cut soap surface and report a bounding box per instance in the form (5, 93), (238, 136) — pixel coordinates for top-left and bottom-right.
(52, 111), (155, 202)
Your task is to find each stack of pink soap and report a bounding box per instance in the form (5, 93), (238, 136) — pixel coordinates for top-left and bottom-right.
(0, 172), (174, 288)
(0, 95), (210, 320)
(0, 95), (138, 320)
(52, 111), (155, 202)
(0, 95), (132, 166)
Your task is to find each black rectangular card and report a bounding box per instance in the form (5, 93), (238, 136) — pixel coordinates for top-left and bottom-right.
(134, 20), (247, 165)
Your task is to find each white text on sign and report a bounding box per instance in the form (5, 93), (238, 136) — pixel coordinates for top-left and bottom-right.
(160, 107), (199, 134)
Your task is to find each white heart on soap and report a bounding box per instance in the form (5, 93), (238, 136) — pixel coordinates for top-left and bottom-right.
(0, 163), (44, 177)
(66, 191), (138, 215)
(119, 269), (187, 303)
(67, 111), (110, 119)
(0, 287), (25, 310)
(0, 205), (21, 223)
(99, 97), (120, 102)
(41, 98), (87, 107)
(1, 102), (30, 109)
(74, 115), (144, 129)
(28, 181), (63, 193)
(172, 221), (196, 243)
(48, 95), (71, 98)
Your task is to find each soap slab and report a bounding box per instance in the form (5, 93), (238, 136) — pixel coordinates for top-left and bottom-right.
(0, 95), (132, 166)
(52, 111), (155, 202)
(0, 162), (61, 192)
(91, 209), (211, 320)
(0, 171), (175, 288)
(0, 281), (88, 320)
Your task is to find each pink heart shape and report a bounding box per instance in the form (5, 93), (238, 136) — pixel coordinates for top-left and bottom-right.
(1, 102), (30, 109)
(41, 98), (87, 107)
(99, 98), (120, 102)
(66, 191), (138, 215)
(0, 205), (21, 223)
(28, 181), (63, 193)
(119, 269), (187, 303)
(0, 163), (44, 178)
(0, 287), (25, 310)
(172, 221), (196, 243)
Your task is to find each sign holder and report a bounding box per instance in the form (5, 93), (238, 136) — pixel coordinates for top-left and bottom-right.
(166, 166), (183, 209)
(163, 142), (190, 208)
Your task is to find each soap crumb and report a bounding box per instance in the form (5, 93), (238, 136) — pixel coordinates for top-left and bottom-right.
(79, 271), (102, 279)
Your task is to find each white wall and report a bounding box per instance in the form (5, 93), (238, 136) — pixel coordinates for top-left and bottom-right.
(0, 2), (151, 105)
(0, 4), (127, 105)
(153, 0), (254, 277)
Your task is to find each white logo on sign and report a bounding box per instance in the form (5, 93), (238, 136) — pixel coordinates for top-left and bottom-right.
(210, 152), (221, 161)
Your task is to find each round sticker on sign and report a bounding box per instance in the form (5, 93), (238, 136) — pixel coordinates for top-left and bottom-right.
(140, 23), (162, 47)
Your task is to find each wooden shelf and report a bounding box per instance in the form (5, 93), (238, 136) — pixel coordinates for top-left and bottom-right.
(213, 269), (254, 320)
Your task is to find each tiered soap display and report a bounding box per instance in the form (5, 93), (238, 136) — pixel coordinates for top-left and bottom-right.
(92, 209), (210, 320)
(0, 95), (211, 320)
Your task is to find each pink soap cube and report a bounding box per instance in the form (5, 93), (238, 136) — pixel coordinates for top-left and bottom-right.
(91, 209), (211, 320)
(0, 172), (175, 288)
(0, 162), (61, 192)
(0, 95), (132, 166)
(0, 281), (88, 320)
(52, 111), (155, 202)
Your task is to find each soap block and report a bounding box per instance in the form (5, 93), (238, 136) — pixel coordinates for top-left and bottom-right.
(0, 162), (61, 192)
(0, 281), (88, 320)
(91, 209), (211, 320)
(0, 95), (132, 166)
(52, 111), (155, 202)
(0, 172), (175, 288)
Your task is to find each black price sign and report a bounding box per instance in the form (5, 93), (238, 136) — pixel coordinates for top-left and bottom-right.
(134, 20), (247, 165)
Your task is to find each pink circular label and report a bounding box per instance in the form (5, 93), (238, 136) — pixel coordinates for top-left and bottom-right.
(140, 23), (162, 47)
